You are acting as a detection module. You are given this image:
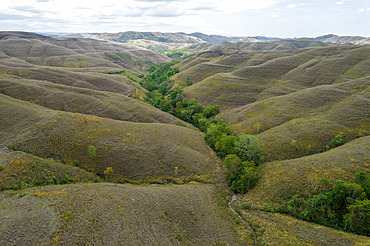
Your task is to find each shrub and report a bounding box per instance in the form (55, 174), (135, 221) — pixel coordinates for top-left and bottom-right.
(326, 135), (346, 151)
(204, 122), (230, 149)
(104, 167), (114, 179)
(88, 145), (96, 157)
(6, 144), (14, 150)
(215, 135), (239, 158)
(291, 139), (298, 150)
(224, 155), (260, 194)
(234, 135), (264, 164)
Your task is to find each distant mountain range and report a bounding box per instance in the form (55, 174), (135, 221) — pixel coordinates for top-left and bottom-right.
(43, 31), (369, 45)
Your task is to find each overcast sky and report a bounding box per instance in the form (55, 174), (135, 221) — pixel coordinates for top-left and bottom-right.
(0, 0), (369, 37)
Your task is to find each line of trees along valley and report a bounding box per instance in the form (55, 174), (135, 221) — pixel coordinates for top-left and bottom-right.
(139, 63), (263, 194)
(137, 62), (369, 236)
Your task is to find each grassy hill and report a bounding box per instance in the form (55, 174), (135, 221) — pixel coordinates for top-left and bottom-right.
(171, 45), (370, 161)
(0, 148), (98, 190)
(0, 95), (219, 181)
(177, 46), (369, 109)
(0, 183), (245, 245)
(0, 75), (192, 127)
(1, 182), (368, 245)
(240, 136), (370, 207)
(223, 76), (369, 161)
(0, 31), (170, 72)
(0, 32), (369, 244)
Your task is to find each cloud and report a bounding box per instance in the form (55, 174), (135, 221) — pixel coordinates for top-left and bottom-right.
(135, 0), (183, 1)
(9, 5), (43, 14)
(146, 6), (185, 17)
(0, 0), (368, 37)
(287, 3), (306, 9)
(0, 12), (28, 20)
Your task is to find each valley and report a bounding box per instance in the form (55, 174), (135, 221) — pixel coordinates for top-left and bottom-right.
(0, 31), (369, 245)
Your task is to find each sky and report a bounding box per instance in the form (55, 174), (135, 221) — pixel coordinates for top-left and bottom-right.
(0, 0), (369, 38)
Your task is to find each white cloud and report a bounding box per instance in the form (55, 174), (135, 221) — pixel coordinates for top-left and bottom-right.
(358, 8), (370, 12)
(0, 0), (368, 37)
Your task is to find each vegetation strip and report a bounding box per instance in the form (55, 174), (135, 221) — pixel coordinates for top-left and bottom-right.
(138, 63), (264, 194)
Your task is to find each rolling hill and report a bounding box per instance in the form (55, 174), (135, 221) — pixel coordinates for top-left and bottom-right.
(171, 45), (370, 161)
(0, 32), (369, 244)
(0, 94), (218, 181)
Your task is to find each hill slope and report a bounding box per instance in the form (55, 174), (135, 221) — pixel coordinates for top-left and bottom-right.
(0, 183), (245, 245)
(223, 77), (369, 161)
(0, 75), (192, 127)
(0, 95), (218, 181)
(250, 135), (369, 205)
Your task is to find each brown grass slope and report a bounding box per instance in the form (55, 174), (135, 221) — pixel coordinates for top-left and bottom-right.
(0, 148), (98, 190)
(0, 75), (192, 127)
(0, 31), (170, 72)
(238, 209), (370, 246)
(241, 136), (370, 208)
(176, 38), (330, 56)
(0, 94), (218, 180)
(175, 46), (370, 109)
(0, 183), (245, 245)
(222, 76), (369, 161)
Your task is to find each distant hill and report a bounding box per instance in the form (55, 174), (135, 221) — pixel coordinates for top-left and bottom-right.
(316, 34), (370, 45)
(175, 38), (331, 56)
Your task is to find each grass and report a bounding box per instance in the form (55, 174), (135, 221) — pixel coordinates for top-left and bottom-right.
(0, 183), (246, 245)
(0, 148), (98, 190)
(1, 33), (369, 244)
(241, 136), (370, 208)
(0, 94), (219, 181)
(0, 75), (193, 127)
(223, 76), (369, 161)
(175, 46), (370, 110)
(238, 209), (370, 245)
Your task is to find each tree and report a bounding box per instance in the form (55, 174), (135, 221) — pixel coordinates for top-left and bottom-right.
(215, 134), (238, 158)
(224, 155), (260, 194)
(203, 105), (219, 118)
(204, 122), (230, 149)
(234, 135), (264, 164)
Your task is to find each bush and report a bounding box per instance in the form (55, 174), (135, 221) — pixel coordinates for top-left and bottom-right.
(88, 145), (96, 157)
(215, 135), (239, 158)
(204, 122), (230, 149)
(7, 144), (14, 150)
(224, 155), (260, 194)
(326, 135), (346, 151)
(234, 135), (264, 164)
(276, 172), (370, 236)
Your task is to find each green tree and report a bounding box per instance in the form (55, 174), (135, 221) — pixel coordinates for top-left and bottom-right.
(354, 171), (370, 199)
(203, 105), (219, 118)
(234, 135), (264, 164)
(204, 122), (230, 149)
(345, 199), (370, 235)
(224, 155), (260, 194)
(215, 134), (238, 158)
